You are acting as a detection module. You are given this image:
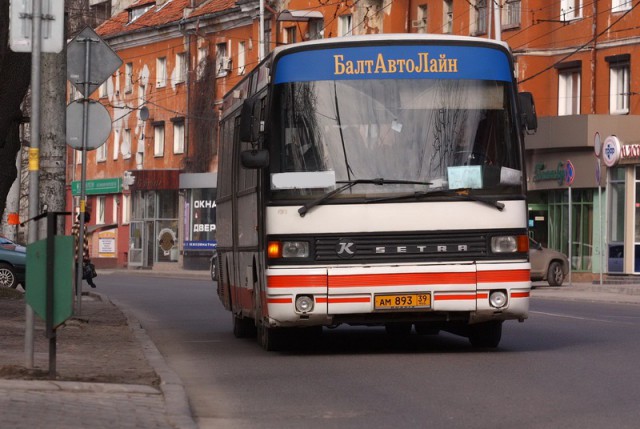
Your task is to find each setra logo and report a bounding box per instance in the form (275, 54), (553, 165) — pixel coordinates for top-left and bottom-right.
(336, 239), (356, 258)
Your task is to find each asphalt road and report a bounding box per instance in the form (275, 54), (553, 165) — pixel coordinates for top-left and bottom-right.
(100, 272), (640, 429)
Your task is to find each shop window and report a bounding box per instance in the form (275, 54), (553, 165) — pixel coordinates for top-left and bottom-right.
(608, 167), (625, 272)
(97, 196), (106, 225)
(185, 188), (217, 251)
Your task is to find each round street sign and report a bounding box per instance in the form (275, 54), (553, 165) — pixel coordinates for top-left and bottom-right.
(66, 100), (112, 151)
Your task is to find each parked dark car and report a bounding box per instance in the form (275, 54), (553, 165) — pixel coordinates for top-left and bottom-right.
(0, 236), (27, 289)
(529, 238), (569, 286)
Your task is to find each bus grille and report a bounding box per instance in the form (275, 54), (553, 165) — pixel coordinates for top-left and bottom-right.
(314, 231), (489, 264)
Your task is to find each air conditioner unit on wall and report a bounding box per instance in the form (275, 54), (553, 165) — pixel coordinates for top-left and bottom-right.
(411, 19), (426, 29)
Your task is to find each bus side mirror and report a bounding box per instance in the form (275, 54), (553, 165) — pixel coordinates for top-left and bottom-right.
(240, 98), (260, 143)
(518, 92), (538, 133)
(241, 149), (269, 169)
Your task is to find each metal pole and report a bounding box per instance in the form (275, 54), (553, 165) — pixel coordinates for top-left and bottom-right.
(599, 182), (603, 285)
(568, 186), (572, 286)
(46, 212), (56, 378)
(75, 36), (94, 316)
(25, 0), (43, 370)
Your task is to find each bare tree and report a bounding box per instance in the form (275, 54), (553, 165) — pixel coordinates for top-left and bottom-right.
(0, 2), (32, 220)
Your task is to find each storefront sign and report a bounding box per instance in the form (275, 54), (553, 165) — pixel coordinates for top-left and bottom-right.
(602, 135), (621, 167)
(533, 162), (565, 185)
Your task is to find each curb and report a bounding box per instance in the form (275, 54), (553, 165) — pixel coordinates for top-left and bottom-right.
(96, 292), (199, 429)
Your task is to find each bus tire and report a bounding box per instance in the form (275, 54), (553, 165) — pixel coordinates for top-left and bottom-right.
(233, 314), (257, 338)
(258, 322), (285, 351)
(468, 321), (502, 349)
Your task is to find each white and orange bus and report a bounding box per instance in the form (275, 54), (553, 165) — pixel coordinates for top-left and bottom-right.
(216, 34), (537, 350)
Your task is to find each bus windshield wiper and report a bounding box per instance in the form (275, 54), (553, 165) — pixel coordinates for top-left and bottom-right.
(298, 178), (432, 217)
(370, 188), (506, 211)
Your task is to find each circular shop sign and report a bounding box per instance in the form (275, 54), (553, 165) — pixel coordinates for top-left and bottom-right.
(602, 135), (621, 168)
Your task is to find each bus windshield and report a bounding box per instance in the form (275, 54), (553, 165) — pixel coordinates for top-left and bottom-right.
(270, 78), (522, 201)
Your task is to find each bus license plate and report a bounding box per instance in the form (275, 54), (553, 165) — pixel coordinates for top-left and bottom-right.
(374, 293), (431, 310)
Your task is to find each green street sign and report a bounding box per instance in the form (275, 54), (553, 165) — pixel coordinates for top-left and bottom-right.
(26, 237), (74, 328)
(72, 177), (122, 196)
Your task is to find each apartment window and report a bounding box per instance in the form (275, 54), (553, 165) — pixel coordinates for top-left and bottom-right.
(123, 128), (132, 159)
(607, 54), (630, 115)
(113, 129), (120, 160)
(216, 43), (230, 77)
(197, 43), (207, 80)
(176, 52), (186, 83)
(264, 19), (272, 56)
(556, 61), (581, 116)
(503, 0), (521, 28)
(309, 19), (324, 40)
(97, 139), (107, 162)
(76, 150), (84, 165)
(173, 120), (185, 154)
(413, 5), (427, 33)
(560, 0), (581, 21)
(97, 196), (106, 225)
(156, 57), (167, 88)
(443, 0), (453, 33)
(612, 0), (632, 13)
(154, 123), (165, 157)
(338, 15), (353, 36)
(285, 27), (297, 44)
(122, 194), (131, 224)
(125, 62), (133, 93)
(473, 0), (488, 35)
(237, 42), (246, 75)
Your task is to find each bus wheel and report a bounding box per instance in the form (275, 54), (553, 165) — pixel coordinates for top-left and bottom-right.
(258, 322), (285, 351)
(233, 314), (257, 338)
(468, 321), (502, 349)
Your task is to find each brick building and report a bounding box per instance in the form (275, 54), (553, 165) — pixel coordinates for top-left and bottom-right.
(71, 0), (640, 277)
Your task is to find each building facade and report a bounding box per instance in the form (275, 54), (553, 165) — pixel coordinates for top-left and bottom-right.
(71, 0), (640, 277)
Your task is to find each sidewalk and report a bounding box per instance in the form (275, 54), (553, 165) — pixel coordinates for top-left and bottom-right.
(2, 271), (639, 429)
(0, 285), (197, 429)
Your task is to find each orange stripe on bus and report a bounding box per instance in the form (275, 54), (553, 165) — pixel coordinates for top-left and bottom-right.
(328, 297), (371, 304)
(511, 291), (530, 298)
(434, 294), (477, 301)
(329, 272), (476, 288)
(476, 293), (489, 299)
(267, 275), (326, 288)
(477, 269), (530, 283)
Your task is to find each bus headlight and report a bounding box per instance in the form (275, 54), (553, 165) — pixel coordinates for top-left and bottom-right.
(491, 235), (528, 253)
(489, 290), (508, 308)
(295, 295), (314, 313)
(282, 241), (309, 258)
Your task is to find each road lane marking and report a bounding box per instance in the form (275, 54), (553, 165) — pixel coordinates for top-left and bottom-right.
(530, 311), (635, 325)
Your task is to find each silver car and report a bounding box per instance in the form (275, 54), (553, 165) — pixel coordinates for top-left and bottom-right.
(529, 238), (569, 286)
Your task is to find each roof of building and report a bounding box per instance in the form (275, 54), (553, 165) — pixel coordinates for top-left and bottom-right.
(96, 0), (239, 38)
